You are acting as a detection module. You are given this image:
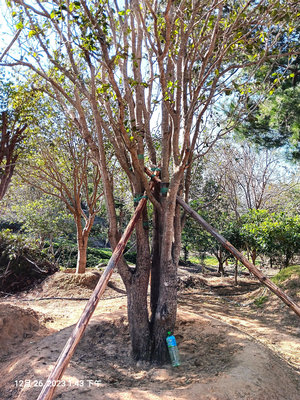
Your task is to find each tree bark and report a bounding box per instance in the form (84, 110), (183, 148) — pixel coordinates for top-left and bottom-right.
(234, 259), (238, 286)
(125, 219), (151, 360)
(0, 112), (27, 201)
(284, 252), (291, 269)
(251, 248), (257, 266)
(76, 237), (88, 274)
(150, 183), (162, 318)
(150, 195), (181, 363)
(183, 245), (189, 264)
(218, 259), (225, 276)
(75, 215), (94, 274)
(151, 256), (178, 363)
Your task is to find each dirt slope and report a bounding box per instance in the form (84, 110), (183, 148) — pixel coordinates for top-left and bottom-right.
(0, 269), (299, 400)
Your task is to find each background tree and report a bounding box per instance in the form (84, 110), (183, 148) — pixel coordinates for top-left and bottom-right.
(205, 140), (297, 215)
(2, 0), (299, 362)
(183, 178), (240, 275)
(2, 185), (74, 254)
(241, 209), (300, 269)
(0, 82), (28, 201)
(230, 26), (300, 161)
(237, 85), (300, 161)
(19, 129), (103, 274)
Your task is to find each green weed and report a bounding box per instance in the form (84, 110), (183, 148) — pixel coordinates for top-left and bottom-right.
(254, 295), (268, 307)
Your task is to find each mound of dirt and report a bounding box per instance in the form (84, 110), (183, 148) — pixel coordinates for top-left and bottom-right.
(0, 269), (299, 400)
(1, 310), (299, 400)
(21, 270), (126, 300)
(0, 304), (40, 356)
(282, 274), (300, 295)
(47, 270), (101, 290)
(241, 274), (300, 326)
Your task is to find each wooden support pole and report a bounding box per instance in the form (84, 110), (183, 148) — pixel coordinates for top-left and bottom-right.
(144, 167), (300, 318)
(37, 194), (149, 400)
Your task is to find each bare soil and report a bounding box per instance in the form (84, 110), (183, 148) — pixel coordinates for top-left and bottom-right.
(0, 267), (299, 400)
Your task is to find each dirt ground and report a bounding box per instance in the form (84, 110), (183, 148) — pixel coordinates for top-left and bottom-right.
(0, 267), (299, 400)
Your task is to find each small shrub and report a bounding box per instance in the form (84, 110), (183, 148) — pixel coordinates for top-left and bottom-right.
(0, 230), (57, 293)
(254, 295), (268, 308)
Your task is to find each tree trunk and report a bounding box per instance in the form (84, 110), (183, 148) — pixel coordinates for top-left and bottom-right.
(123, 218), (151, 361)
(150, 197), (180, 363)
(218, 260), (225, 276)
(284, 252), (291, 269)
(75, 215), (90, 274)
(150, 185), (162, 318)
(183, 245), (189, 264)
(151, 257), (178, 363)
(76, 235), (88, 274)
(251, 248), (257, 266)
(234, 259), (238, 286)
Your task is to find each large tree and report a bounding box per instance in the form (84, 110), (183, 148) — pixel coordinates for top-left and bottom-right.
(2, 0), (299, 362)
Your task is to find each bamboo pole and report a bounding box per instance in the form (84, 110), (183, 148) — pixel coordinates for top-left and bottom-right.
(144, 167), (300, 318)
(37, 193), (149, 400)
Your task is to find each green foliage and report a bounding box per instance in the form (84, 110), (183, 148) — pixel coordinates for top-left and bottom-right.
(0, 229), (57, 293)
(52, 241), (112, 269)
(203, 255), (220, 266)
(254, 295), (268, 308)
(52, 240), (136, 269)
(11, 193), (75, 242)
(187, 255), (220, 267)
(237, 86), (300, 160)
(241, 209), (300, 267)
(0, 229), (39, 260)
(182, 179), (241, 262)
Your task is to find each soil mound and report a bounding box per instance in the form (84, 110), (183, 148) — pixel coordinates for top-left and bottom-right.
(0, 304), (39, 355)
(0, 269), (299, 400)
(1, 310), (299, 400)
(21, 270), (126, 299)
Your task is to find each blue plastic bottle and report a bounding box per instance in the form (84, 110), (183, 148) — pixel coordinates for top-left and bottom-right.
(166, 331), (180, 367)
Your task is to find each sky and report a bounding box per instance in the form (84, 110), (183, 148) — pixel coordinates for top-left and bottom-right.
(0, 0), (13, 40)
(0, 0), (16, 68)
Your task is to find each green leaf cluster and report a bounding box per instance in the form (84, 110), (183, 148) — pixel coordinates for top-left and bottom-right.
(241, 209), (300, 267)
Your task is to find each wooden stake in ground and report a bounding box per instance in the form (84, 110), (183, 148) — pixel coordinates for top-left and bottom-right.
(37, 193), (149, 400)
(144, 167), (300, 319)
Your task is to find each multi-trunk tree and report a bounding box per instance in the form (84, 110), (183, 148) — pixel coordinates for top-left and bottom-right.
(3, 0), (299, 362)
